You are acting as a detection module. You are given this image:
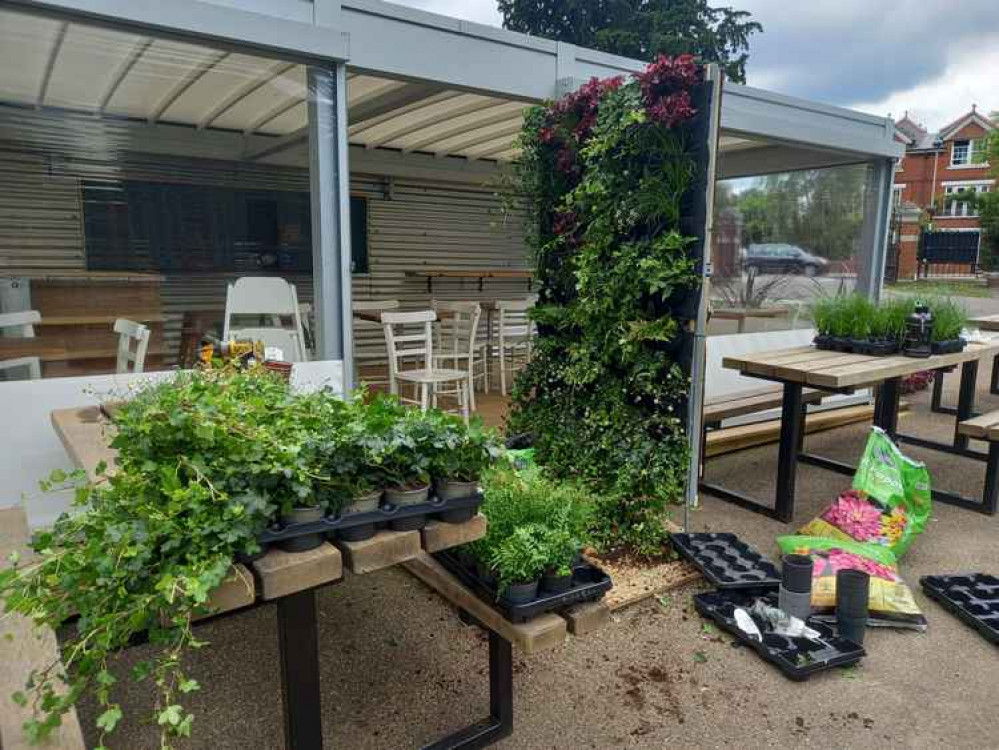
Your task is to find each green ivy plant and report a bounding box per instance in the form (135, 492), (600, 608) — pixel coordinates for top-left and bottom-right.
(508, 55), (706, 555)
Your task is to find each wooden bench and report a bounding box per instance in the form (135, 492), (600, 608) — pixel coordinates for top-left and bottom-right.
(957, 410), (999, 515)
(703, 385), (823, 427)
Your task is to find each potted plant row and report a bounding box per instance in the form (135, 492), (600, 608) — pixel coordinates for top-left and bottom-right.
(269, 401), (504, 548)
(438, 463), (612, 622)
(812, 294), (967, 356)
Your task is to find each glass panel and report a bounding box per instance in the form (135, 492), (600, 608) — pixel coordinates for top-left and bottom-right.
(0, 6), (333, 382)
(710, 163), (879, 336)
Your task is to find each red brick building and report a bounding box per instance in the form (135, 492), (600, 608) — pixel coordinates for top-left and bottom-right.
(894, 108), (996, 231)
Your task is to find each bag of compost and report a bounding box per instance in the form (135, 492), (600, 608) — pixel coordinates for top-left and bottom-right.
(797, 427), (931, 557)
(776, 535), (927, 631)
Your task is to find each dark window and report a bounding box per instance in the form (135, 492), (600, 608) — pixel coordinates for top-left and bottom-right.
(83, 181), (371, 275)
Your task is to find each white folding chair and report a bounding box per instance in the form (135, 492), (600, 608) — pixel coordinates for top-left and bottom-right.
(0, 310), (42, 380)
(496, 299), (536, 396)
(381, 310), (470, 423)
(352, 299), (400, 387)
(223, 277), (308, 362)
(113, 318), (151, 374)
(431, 300), (488, 409)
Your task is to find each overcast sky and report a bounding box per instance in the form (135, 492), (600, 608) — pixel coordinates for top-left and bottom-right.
(398, 0), (999, 131)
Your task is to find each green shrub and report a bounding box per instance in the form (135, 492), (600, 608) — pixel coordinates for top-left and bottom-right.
(491, 524), (550, 588)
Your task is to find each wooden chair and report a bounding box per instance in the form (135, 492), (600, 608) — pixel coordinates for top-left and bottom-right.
(431, 300), (487, 409)
(495, 299), (535, 396)
(113, 318), (151, 374)
(223, 277), (308, 361)
(0, 310), (42, 380)
(381, 310), (470, 423)
(353, 299), (400, 387)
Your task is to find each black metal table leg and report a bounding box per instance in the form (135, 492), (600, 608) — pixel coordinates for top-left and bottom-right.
(874, 377), (901, 439)
(423, 630), (513, 750)
(774, 382), (804, 524)
(983, 442), (999, 515)
(954, 360), (980, 450)
(277, 589), (323, 750)
(991, 355), (999, 396)
(931, 368), (946, 413)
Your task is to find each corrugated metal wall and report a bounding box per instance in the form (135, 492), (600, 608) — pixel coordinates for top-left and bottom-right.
(0, 131), (530, 366)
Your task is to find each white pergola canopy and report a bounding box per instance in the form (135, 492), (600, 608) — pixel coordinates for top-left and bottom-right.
(0, 1), (901, 173)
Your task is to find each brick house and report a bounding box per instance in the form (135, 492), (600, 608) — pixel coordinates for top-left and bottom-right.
(891, 108), (996, 278)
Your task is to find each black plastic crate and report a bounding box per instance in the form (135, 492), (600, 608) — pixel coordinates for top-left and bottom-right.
(921, 573), (999, 645)
(435, 549), (612, 623)
(671, 532), (781, 589)
(693, 590), (866, 681)
(256, 492), (483, 547)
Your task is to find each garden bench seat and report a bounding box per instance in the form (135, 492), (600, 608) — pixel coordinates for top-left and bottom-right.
(956, 411), (999, 515)
(703, 385), (823, 426)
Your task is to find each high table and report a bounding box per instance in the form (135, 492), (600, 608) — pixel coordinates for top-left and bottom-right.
(715, 340), (999, 522)
(968, 315), (999, 397)
(49, 405), (509, 750)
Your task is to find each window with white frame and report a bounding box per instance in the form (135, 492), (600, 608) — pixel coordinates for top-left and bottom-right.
(951, 140), (971, 165)
(943, 183), (991, 217)
(892, 184), (905, 207)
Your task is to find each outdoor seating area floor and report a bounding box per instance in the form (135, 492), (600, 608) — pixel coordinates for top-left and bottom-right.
(78, 376), (999, 749)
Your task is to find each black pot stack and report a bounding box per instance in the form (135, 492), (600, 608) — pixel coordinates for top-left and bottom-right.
(836, 569), (870, 645)
(778, 554), (814, 621)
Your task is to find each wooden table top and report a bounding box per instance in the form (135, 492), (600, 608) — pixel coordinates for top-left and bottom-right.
(0, 339), (67, 360)
(969, 314), (999, 331)
(723, 340), (999, 390)
(406, 269), (532, 279)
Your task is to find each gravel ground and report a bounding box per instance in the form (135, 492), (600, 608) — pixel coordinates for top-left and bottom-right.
(78, 371), (999, 750)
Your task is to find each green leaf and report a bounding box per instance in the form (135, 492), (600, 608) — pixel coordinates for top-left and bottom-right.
(157, 704), (183, 727)
(96, 706), (123, 733)
(12, 691), (27, 707)
(178, 678), (200, 694)
(693, 651), (708, 663)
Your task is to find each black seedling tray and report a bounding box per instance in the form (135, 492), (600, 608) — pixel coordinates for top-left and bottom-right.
(435, 549), (612, 623)
(671, 532), (781, 589)
(921, 573), (999, 645)
(257, 492), (483, 546)
(693, 590), (865, 681)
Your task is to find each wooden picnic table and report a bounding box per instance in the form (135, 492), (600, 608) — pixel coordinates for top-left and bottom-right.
(48, 405), (508, 750)
(968, 314), (999, 331)
(715, 340), (999, 521)
(0, 338), (67, 361)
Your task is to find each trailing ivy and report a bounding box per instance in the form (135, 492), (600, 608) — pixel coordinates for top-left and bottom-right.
(509, 55), (705, 555)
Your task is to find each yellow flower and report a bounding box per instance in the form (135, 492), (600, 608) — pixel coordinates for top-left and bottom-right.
(880, 508), (907, 543)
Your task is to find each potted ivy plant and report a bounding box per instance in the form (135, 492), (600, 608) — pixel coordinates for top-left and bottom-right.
(491, 524), (548, 604)
(432, 417), (502, 521)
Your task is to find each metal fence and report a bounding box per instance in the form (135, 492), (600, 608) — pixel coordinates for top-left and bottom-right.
(918, 230), (980, 278)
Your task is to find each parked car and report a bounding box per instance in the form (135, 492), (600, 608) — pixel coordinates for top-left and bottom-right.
(743, 243), (829, 277)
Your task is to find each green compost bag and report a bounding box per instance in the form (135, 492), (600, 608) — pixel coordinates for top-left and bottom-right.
(505, 448), (536, 471)
(798, 427), (931, 557)
(777, 535), (928, 631)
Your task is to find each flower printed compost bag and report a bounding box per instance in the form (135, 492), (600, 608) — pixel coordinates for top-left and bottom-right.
(798, 427), (931, 557)
(777, 535), (928, 631)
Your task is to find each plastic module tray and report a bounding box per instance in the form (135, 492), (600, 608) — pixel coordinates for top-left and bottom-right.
(693, 589), (866, 680)
(921, 573), (999, 645)
(435, 549), (612, 623)
(671, 532), (781, 589)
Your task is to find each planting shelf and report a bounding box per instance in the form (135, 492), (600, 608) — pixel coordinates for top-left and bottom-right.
(693, 589), (866, 681)
(671, 532), (781, 589)
(921, 574), (999, 645)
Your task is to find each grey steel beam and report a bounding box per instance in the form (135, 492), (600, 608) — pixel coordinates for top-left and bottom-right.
(307, 64), (353, 387)
(244, 125), (309, 162)
(10, 0), (348, 62)
(350, 90), (463, 141)
(856, 158), (895, 302)
(97, 36), (152, 114)
(433, 120), (522, 159)
(198, 60), (296, 130)
(149, 49), (229, 124)
(400, 100), (521, 154)
(717, 143), (873, 180)
(245, 94), (306, 135)
(36, 20), (68, 108)
(349, 82), (444, 127)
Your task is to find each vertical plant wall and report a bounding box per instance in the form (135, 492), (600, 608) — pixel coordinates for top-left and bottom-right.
(509, 56), (711, 555)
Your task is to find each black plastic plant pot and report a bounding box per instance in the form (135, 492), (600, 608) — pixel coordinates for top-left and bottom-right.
(385, 484), (430, 507)
(932, 338), (966, 355)
(813, 334), (836, 351)
(920, 574), (999, 645)
(541, 571), (573, 594)
(782, 554), (814, 593)
(278, 507), (324, 553)
(337, 523), (377, 543)
(439, 507), (476, 524)
(667, 288), (701, 320)
(434, 478), (479, 503)
(502, 580), (540, 604)
(836, 569), (870, 619)
(389, 515), (427, 532)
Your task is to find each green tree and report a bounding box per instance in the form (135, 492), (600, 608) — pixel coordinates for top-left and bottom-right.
(975, 132), (999, 269)
(497, 0), (762, 83)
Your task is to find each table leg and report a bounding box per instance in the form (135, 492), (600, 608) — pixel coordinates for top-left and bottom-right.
(991, 355), (999, 396)
(774, 382), (803, 524)
(954, 360), (979, 450)
(423, 629), (513, 750)
(874, 378), (901, 439)
(277, 589), (323, 750)
(931, 368), (946, 413)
